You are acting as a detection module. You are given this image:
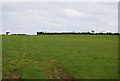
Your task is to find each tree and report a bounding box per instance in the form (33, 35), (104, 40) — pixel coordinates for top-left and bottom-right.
(6, 32), (10, 35)
(91, 30), (94, 34)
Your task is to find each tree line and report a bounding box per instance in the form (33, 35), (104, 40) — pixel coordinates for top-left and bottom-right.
(37, 32), (120, 35)
(4, 31), (120, 35)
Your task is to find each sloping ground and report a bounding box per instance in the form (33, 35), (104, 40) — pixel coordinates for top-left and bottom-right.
(2, 35), (118, 79)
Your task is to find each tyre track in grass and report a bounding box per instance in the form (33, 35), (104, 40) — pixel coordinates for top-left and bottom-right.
(45, 66), (74, 80)
(44, 54), (74, 80)
(2, 52), (29, 79)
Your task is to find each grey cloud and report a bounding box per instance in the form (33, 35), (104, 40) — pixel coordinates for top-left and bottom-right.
(2, 2), (118, 34)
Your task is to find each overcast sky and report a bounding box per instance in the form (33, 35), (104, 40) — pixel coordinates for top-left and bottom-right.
(1, 2), (118, 35)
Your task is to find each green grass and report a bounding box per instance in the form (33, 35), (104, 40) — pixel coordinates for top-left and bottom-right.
(2, 35), (118, 79)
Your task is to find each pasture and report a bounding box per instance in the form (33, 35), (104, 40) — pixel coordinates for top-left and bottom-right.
(2, 35), (118, 79)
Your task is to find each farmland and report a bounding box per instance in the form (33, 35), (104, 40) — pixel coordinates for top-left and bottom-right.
(2, 35), (118, 79)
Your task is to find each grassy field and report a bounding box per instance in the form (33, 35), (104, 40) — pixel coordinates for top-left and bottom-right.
(2, 35), (118, 79)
